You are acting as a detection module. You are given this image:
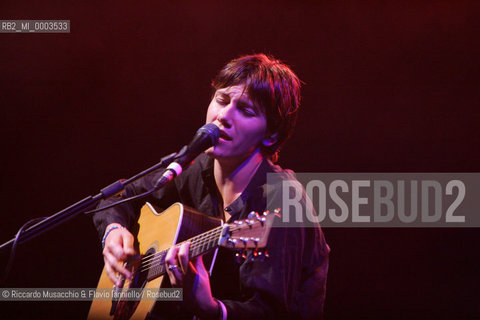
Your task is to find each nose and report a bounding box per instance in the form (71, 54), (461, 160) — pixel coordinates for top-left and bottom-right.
(217, 104), (234, 128)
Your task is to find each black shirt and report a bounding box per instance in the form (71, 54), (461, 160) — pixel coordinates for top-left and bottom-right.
(93, 154), (329, 319)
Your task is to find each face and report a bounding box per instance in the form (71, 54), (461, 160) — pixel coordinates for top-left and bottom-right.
(205, 84), (271, 161)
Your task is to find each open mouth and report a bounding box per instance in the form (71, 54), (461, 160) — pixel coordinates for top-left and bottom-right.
(220, 131), (232, 141)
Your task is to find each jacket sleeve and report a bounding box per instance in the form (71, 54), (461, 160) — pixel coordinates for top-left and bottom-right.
(221, 226), (329, 320)
(92, 168), (181, 240)
(220, 178), (330, 320)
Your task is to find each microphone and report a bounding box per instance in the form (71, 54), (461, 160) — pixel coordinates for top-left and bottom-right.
(154, 123), (220, 189)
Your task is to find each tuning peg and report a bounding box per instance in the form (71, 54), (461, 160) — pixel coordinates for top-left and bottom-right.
(248, 249), (270, 262)
(235, 250), (249, 264)
(273, 208), (281, 217)
(235, 252), (243, 264)
(239, 237), (248, 248)
(247, 211), (260, 219)
(245, 219), (255, 227)
(254, 249), (264, 262)
(248, 211), (266, 226)
(227, 238), (238, 248)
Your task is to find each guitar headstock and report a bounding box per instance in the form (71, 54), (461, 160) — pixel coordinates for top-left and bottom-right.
(218, 209), (280, 250)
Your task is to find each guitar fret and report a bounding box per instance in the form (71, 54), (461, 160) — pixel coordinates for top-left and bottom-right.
(189, 228), (219, 259)
(201, 233), (207, 253)
(143, 226), (226, 281)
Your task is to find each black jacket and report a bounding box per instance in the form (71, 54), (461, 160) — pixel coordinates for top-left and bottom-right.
(93, 154), (329, 319)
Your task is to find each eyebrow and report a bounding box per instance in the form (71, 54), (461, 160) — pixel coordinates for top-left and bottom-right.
(216, 91), (257, 111)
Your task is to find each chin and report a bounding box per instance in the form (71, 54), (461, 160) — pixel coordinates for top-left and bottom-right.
(204, 150), (216, 159)
(205, 148), (225, 159)
(204, 147), (214, 155)
(205, 146), (230, 158)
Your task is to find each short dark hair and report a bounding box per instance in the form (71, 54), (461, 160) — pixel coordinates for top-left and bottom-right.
(211, 54), (301, 161)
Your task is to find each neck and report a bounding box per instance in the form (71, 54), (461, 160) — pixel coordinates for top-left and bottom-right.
(214, 149), (264, 207)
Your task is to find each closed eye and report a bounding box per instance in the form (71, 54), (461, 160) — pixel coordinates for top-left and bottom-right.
(216, 97), (228, 105)
(215, 92), (230, 105)
(238, 105), (257, 117)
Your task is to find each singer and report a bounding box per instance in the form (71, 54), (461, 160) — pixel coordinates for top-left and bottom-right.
(93, 54), (329, 319)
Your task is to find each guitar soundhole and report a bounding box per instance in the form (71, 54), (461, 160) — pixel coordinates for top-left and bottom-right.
(113, 248), (155, 320)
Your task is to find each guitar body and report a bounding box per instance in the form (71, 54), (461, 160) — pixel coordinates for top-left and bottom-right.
(88, 202), (221, 320)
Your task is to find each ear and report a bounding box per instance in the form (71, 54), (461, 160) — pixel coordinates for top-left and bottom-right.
(262, 132), (278, 147)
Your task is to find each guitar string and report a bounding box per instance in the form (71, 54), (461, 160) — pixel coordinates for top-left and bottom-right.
(138, 228), (224, 271)
(139, 225), (225, 265)
(138, 224), (249, 273)
(138, 223), (246, 266)
(138, 227), (226, 272)
(137, 219), (262, 273)
(139, 234), (223, 274)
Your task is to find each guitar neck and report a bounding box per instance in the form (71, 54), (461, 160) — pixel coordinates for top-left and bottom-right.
(144, 225), (224, 281)
(187, 225), (224, 259)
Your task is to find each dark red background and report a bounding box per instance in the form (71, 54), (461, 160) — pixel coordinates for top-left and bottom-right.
(1, 1), (479, 319)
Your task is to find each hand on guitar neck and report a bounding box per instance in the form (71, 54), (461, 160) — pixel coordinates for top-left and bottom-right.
(165, 242), (220, 318)
(102, 223), (136, 287)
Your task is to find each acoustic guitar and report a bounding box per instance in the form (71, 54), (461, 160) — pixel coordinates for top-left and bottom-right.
(88, 202), (277, 320)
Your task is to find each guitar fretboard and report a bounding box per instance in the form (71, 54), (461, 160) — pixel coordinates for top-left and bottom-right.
(140, 225), (224, 281)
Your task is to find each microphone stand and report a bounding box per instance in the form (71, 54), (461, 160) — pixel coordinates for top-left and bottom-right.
(0, 152), (177, 252)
